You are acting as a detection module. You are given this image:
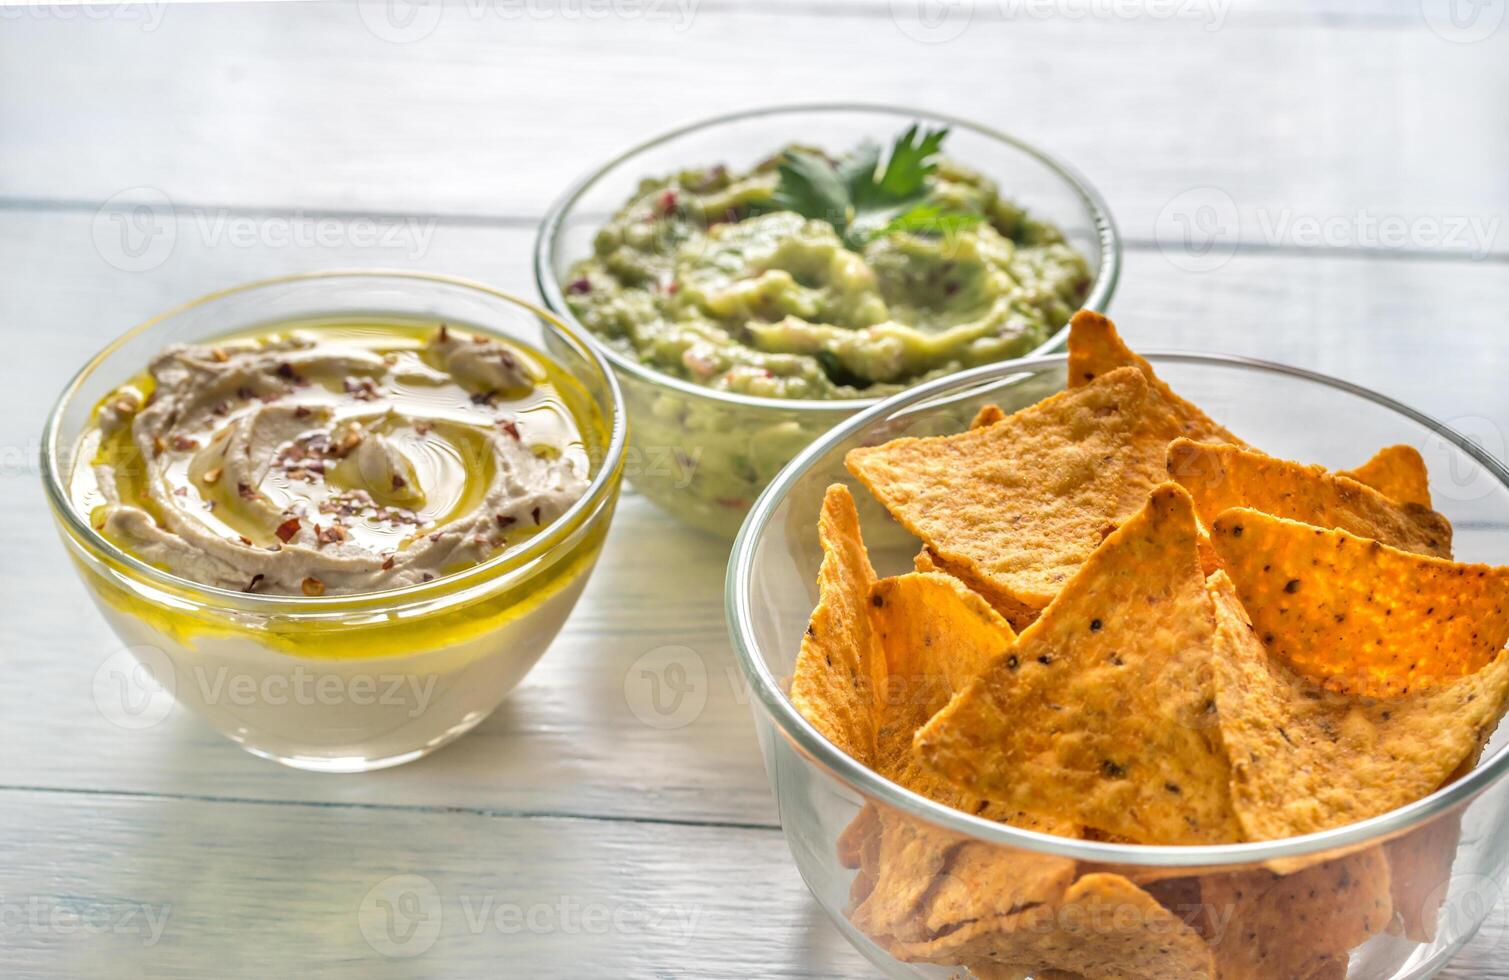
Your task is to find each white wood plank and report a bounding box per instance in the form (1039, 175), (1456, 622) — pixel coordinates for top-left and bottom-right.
(4, 208), (1509, 977)
(0, 790), (874, 979)
(2, 1), (1506, 257)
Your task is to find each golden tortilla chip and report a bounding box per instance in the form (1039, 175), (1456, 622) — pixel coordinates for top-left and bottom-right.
(847, 366), (1192, 627)
(791, 484), (886, 763)
(851, 574), (1079, 942)
(1066, 310), (1242, 446)
(916, 484), (1243, 845)
(871, 572), (1018, 800)
(1201, 848), (1391, 980)
(1208, 571), (1509, 839)
(896, 873), (1216, 979)
(1167, 438), (1452, 559)
(920, 833), (1078, 937)
(1210, 508), (1509, 696)
(971, 403), (1007, 429)
(1341, 444), (1433, 509)
(968, 965), (1079, 980)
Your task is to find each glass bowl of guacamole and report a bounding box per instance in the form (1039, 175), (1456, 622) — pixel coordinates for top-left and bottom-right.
(536, 104), (1118, 537)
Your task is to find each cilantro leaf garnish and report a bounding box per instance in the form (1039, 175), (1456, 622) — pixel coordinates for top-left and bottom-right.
(773, 125), (983, 251)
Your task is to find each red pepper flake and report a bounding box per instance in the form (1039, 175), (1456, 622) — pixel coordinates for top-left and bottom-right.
(243, 573), (264, 593)
(422, 573), (434, 582)
(275, 362), (297, 381)
(716, 497), (747, 510)
(437, 323), (450, 342)
(238, 534), (253, 546)
(301, 577), (326, 597)
(498, 420), (521, 440)
(237, 481), (257, 500)
(275, 518), (301, 543)
(657, 189), (678, 215)
(470, 389), (497, 407)
(665, 281), (680, 295)
(212, 401), (229, 416)
(380, 555), (396, 571)
(531, 506), (542, 525)
(495, 514), (517, 529)
(294, 405), (311, 419)
(566, 277), (592, 295)
(391, 474), (407, 491)
(236, 386), (255, 401)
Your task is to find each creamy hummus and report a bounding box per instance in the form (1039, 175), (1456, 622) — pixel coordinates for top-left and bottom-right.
(72, 322), (591, 596)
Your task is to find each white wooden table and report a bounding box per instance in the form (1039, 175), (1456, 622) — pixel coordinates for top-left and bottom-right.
(2, 2), (1507, 976)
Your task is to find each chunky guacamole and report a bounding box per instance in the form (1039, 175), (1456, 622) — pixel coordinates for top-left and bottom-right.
(565, 139), (1092, 401)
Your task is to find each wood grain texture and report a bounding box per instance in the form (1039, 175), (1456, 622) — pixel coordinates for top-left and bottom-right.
(2, 1), (1508, 976)
(1, 0), (1506, 258)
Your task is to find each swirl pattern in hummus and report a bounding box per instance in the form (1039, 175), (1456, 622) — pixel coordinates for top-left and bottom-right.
(74, 324), (591, 596)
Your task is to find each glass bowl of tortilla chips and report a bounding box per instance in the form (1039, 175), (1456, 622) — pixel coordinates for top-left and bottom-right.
(726, 312), (1509, 979)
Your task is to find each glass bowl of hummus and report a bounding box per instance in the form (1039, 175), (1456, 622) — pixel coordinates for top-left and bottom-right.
(42, 271), (626, 772)
(536, 104), (1118, 537)
(726, 352), (1509, 979)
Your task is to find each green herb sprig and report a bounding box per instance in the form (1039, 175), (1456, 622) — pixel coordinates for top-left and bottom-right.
(772, 125), (984, 252)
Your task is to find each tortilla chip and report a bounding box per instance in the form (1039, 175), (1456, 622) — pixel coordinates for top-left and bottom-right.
(1385, 810), (1463, 943)
(1208, 571), (1509, 839)
(838, 802), (880, 870)
(1066, 310), (1242, 446)
(919, 807), (1081, 934)
(916, 485), (1243, 845)
(859, 574), (1080, 939)
(871, 572), (1018, 800)
(790, 484), (885, 762)
(851, 812), (966, 942)
(1210, 509), (1509, 696)
(968, 965), (1079, 980)
(896, 873), (1216, 979)
(847, 366), (1192, 627)
(1202, 848), (1391, 980)
(1167, 439), (1452, 559)
(971, 403), (1007, 429)
(1341, 444), (1433, 509)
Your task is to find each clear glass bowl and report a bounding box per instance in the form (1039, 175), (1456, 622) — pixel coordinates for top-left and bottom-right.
(42, 271), (627, 772)
(727, 353), (1509, 979)
(535, 103), (1120, 538)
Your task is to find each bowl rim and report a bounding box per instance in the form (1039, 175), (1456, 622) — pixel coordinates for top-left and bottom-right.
(40, 269), (629, 616)
(533, 101), (1121, 413)
(726, 349), (1509, 867)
